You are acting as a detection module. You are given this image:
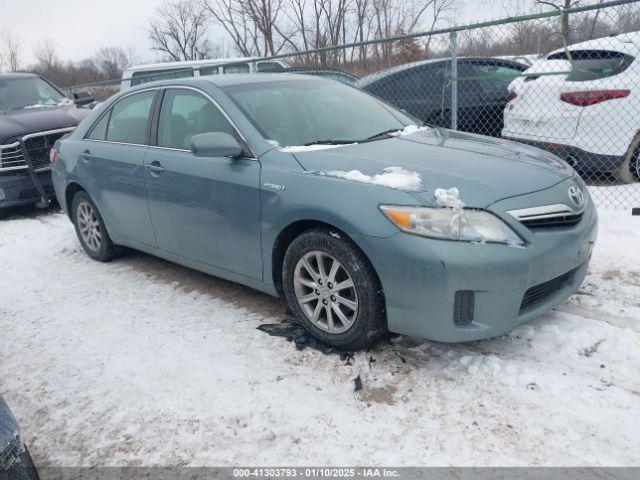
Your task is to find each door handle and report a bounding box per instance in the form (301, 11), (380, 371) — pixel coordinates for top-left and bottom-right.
(80, 150), (93, 162)
(145, 161), (165, 173)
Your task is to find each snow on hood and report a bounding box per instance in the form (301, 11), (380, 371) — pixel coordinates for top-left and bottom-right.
(290, 129), (573, 207)
(318, 166), (422, 191)
(434, 187), (465, 209)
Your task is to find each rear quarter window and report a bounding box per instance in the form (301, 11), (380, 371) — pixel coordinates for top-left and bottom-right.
(547, 49), (635, 81)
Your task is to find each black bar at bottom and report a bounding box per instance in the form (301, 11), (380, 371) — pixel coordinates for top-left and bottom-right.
(18, 139), (50, 209)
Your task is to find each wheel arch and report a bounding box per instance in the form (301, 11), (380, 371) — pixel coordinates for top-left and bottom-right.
(64, 181), (87, 218)
(270, 219), (384, 304)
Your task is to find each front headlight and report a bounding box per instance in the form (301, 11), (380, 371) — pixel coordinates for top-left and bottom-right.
(380, 205), (524, 245)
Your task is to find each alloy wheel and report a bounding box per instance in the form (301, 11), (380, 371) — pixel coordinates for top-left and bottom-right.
(76, 201), (102, 252)
(293, 250), (359, 334)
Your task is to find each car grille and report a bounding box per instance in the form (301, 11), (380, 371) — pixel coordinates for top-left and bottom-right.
(520, 269), (574, 312)
(520, 212), (583, 229)
(507, 204), (584, 231)
(0, 128), (74, 172)
(0, 143), (25, 171)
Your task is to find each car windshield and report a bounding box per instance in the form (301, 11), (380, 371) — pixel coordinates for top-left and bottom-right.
(0, 76), (68, 112)
(222, 79), (417, 147)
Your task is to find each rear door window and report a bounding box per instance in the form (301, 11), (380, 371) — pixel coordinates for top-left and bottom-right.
(466, 61), (525, 93)
(257, 62), (284, 72)
(547, 49), (634, 81)
(106, 90), (156, 144)
(199, 66), (220, 76)
(398, 63), (451, 99)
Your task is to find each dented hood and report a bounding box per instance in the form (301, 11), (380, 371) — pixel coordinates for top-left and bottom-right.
(290, 128), (574, 207)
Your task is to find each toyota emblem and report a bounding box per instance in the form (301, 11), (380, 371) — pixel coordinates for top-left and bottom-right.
(568, 186), (584, 207)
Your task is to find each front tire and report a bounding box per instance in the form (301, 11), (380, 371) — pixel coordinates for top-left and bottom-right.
(71, 191), (120, 262)
(614, 134), (640, 184)
(282, 228), (386, 350)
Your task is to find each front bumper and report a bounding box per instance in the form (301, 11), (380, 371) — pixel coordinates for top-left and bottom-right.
(504, 137), (624, 174)
(0, 170), (55, 210)
(356, 180), (598, 343)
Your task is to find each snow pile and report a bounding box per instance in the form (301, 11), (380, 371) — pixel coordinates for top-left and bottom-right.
(434, 187), (465, 209)
(320, 166), (422, 191)
(390, 124), (430, 137)
(435, 187), (466, 234)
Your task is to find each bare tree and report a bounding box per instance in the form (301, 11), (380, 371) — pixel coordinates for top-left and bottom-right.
(536, 0), (582, 44)
(1, 29), (22, 72)
(34, 38), (61, 72)
(241, 0), (291, 55)
(94, 47), (132, 79)
(202, 0), (294, 56)
(148, 0), (211, 61)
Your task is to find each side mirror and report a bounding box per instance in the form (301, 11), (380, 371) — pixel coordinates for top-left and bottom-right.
(191, 132), (243, 158)
(72, 91), (95, 106)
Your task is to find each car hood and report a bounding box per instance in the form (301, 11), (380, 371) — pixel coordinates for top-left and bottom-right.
(0, 105), (89, 144)
(290, 128), (574, 207)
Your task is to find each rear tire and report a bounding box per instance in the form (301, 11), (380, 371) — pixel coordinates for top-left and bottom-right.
(282, 228), (386, 350)
(614, 134), (640, 184)
(5, 445), (40, 480)
(71, 191), (120, 262)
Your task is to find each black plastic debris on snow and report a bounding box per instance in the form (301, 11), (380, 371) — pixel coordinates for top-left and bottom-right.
(257, 321), (354, 363)
(353, 375), (363, 392)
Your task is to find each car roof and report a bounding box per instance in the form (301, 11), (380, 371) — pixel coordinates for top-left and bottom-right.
(123, 57), (278, 74)
(547, 31), (640, 57)
(0, 72), (39, 80)
(122, 73), (325, 93)
(356, 56), (526, 87)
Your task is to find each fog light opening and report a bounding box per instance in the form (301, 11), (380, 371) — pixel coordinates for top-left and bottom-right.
(453, 290), (475, 326)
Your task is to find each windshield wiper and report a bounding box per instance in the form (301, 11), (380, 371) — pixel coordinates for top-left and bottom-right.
(361, 128), (402, 142)
(303, 139), (358, 146)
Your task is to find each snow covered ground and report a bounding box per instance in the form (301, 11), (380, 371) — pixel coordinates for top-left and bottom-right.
(0, 208), (639, 467)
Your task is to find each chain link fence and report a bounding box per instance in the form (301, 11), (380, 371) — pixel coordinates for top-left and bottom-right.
(68, 0), (640, 211)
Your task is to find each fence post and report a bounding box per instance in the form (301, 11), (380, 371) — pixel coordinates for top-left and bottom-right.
(450, 30), (458, 131)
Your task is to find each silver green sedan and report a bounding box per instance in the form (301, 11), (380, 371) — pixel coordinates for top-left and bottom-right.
(51, 74), (597, 350)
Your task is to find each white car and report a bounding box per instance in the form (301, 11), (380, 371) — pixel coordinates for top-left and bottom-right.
(502, 32), (640, 183)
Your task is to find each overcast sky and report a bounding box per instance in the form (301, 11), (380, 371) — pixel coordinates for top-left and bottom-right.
(1, 0), (509, 66)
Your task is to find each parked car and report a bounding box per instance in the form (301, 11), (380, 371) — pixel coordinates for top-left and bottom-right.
(0, 73), (93, 218)
(120, 58), (290, 88)
(503, 32), (640, 183)
(357, 57), (528, 137)
(0, 395), (39, 479)
(51, 74), (596, 350)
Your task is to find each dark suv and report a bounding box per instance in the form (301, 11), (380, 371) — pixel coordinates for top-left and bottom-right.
(0, 73), (93, 217)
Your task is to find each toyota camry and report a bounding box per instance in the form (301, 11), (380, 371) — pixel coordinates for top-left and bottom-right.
(51, 74), (597, 349)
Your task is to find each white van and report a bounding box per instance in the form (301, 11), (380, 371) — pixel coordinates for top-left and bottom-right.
(120, 58), (288, 89)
